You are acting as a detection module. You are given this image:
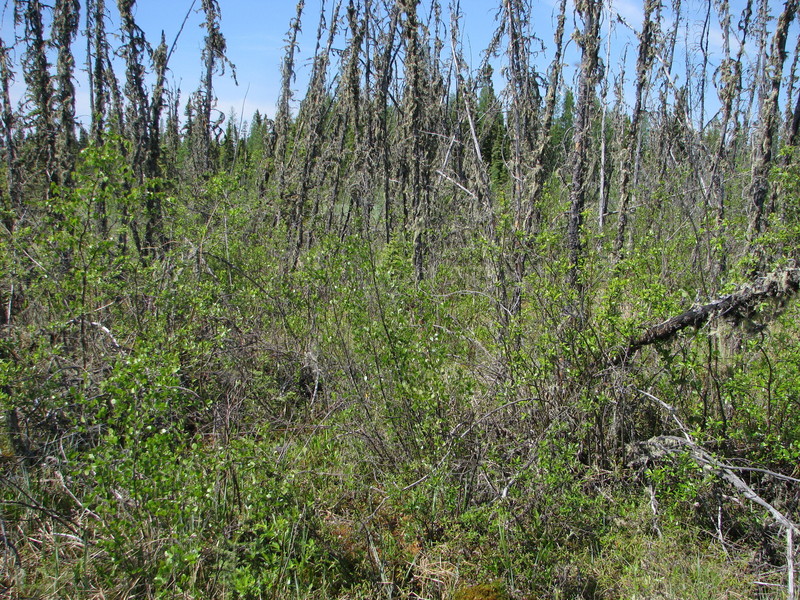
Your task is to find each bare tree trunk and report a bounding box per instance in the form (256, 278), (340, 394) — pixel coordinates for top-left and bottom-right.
(783, 24), (800, 141)
(502, 0), (538, 235)
(367, 2), (400, 243)
(697, 0), (712, 131)
(17, 0), (56, 187)
(117, 0), (150, 182)
(400, 0), (431, 282)
(744, 0), (770, 133)
(706, 0), (750, 285)
(597, 0), (613, 231)
(790, 90), (800, 147)
(0, 39), (20, 233)
(614, 0), (658, 258)
(292, 0), (340, 257)
(144, 33), (168, 252)
(525, 0), (567, 235)
(116, 0), (153, 259)
(198, 0), (234, 176)
(567, 0), (603, 290)
(53, 0), (80, 185)
(106, 53), (125, 135)
(86, 0), (111, 234)
(655, 0), (681, 183)
(272, 1), (305, 227)
(772, 8), (800, 224)
(747, 0), (798, 241)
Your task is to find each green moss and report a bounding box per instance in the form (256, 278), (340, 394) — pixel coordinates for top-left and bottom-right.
(453, 580), (510, 600)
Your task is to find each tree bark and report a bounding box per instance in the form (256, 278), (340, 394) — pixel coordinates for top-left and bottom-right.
(53, 0), (80, 185)
(567, 0), (603, 290)
(747, 0), (798, 240)
(614, 266), (800, 364)
(614, 0), (658, 258)
(0, 39), (20, 233)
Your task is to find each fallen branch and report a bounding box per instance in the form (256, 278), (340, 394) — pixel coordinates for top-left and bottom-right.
(613, 266), (800, 365)
(629, 389), (799, 598)
(631, 433), (800, 535)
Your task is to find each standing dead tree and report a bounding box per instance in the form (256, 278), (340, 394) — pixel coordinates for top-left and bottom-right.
(117, 0), (150, 183)
(85, 0), (114, 235)
(196, 0), (235, 176)
(86, 0), (109, 144)
(16, 0), (56, 188)
(567, 0), (603, 290)
(500, 0), (539, 234)
(399, 0), (435, 282)
(372, 1), (401, 243)
(52, 0), (80, 185)
(747, 0), (799, 242)
(450, 5), (491, 221)
(705, 0), (751, 285)
(525, 0), (567, 234)
(290, 0), (340, 258)
(144, 33), (168, 252)
(654, 0), (682, 183)
(0, 39), (20, 233)
(271, 0), (305, 226)
(613, 0), (658, 259)
(325, 0), (368, 237)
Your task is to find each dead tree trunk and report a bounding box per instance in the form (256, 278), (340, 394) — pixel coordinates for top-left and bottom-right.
(53, 0), (79, 185)
(747, 0), (798, 241)
(705, 0), (751, 285)
(117, 0), (150, 182)
(272, 0), (305, 227)
(400, 0), (430, 282)
(614, 0), (658, 259)
(371, 2), (400, 243)
(292, 0), (340, 257)
(0, 39), (20, 233)
(144, 34), (168, 253)
(85, 0), (112, 235)
(629, 394), (800, 600)
(525, 0), (567, 234)
(655, 0), (682, 183)
(87, 0), (105, 143)
(567, 0), (603, 290)
(17, 0), (56, 187)
(197, 0), (234, 176)
(614, 266), (800, 364)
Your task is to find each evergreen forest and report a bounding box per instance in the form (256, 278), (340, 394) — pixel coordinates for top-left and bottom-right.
(3, 0), (800, 598)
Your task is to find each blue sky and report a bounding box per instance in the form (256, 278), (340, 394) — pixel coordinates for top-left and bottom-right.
(120, 0), (799, 128)
(130, 0), (536, 121)
(1, 1), (797, 130)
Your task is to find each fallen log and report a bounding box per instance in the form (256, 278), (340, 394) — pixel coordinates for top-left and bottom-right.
(613, 266), (800, 365)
